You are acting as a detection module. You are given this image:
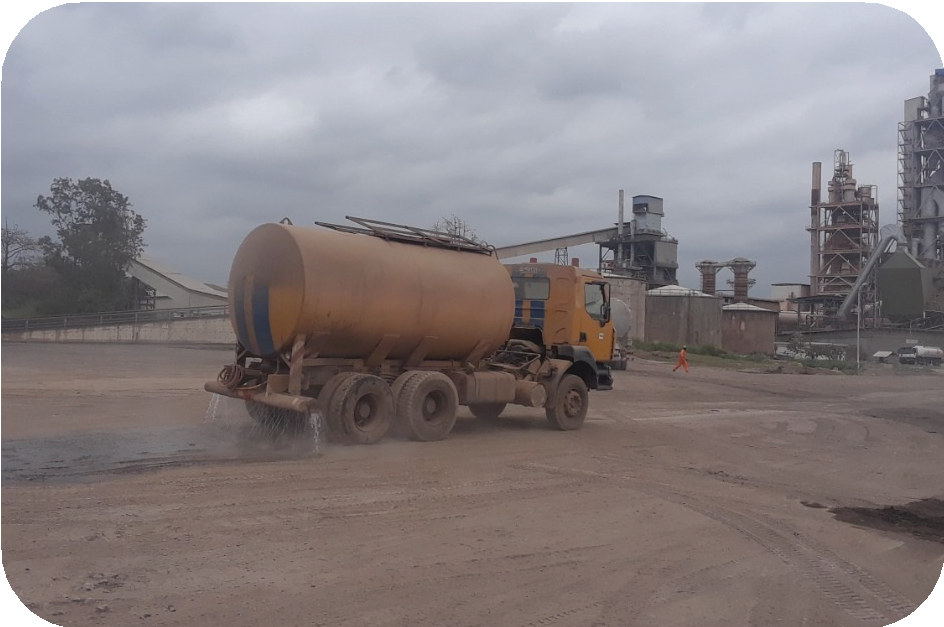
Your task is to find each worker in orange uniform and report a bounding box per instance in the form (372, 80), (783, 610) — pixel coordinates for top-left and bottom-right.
(673, 345), (689, 373)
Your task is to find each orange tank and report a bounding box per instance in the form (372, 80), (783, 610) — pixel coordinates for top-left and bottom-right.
(228, 223), (515, 360)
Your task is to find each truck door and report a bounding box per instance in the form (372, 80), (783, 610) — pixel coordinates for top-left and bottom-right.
(579, 280), (614, 361)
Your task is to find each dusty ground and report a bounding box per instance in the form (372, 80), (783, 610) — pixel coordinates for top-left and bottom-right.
(2, 342), (943, 627)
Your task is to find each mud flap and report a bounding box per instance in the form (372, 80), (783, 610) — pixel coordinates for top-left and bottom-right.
(595, 363), (613, 391)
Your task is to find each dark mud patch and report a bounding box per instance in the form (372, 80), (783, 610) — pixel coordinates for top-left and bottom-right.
(831, 498), (944, 543)
(2, 422), (323, 485)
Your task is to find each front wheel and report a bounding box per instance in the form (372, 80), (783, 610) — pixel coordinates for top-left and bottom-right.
(545, 374), (588, 431)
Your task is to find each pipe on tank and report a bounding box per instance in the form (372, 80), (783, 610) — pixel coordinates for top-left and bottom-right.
(204, 381), (319, 414)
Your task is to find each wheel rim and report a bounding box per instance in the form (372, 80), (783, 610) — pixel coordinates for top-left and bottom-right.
(354, 395), (378, 429)
(324, 374), (394, 444)
(563, 389), (582, 418)
(423, 390), (446, 424)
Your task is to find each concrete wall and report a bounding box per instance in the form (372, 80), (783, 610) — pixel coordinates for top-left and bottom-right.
(2, 317), (235, 346)
(721, 310), (778, 355)
(645, 295), (723, 347)
(9, 309), (937, 367)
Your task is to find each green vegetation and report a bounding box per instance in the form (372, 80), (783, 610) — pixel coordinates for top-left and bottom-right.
(2, 177), (146, 316)
(632, 340), (859, 374)
(792, 358), (860, 373)
(635, 340), (744, 360)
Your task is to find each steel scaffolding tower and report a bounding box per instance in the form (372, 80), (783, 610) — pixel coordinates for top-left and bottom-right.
(808, 150), (879, 309)
(899, 69), (944, 262)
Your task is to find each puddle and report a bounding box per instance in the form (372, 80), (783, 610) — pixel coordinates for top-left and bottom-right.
(2, 395), (326, 485)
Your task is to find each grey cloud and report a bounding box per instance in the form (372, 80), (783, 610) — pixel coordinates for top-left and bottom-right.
(2, 3), (941, 294)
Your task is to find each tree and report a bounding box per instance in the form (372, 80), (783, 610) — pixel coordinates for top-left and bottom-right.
(1, 219), (40, 275)
(34, 177), (146, 313)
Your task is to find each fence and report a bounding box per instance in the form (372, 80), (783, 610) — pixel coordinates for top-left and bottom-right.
(1, 305), (229, 334)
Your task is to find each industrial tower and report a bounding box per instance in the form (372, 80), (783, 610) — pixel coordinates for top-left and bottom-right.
(696, 257), (756, 302)
(899, 69), (944, 262)
(598, 192), (679, 288)
(808, 150), (879, 311)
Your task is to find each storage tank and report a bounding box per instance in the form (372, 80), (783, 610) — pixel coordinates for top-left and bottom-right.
(915, 346), (944, 360)
(777, 310), (801, 333)
(610, 298), (633, 341)
(228, 223), (515, 359)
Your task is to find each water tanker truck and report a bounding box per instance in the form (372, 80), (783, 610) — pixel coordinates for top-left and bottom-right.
(205, 217), (616, 444)
(897, 345), (943, 366)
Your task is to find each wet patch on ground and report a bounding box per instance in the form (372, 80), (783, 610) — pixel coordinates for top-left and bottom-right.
(2, 424), (324, 484)
(830, 498), (944, 543)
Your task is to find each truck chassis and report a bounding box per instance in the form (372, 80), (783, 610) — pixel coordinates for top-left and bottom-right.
(206, 334), (602, 444)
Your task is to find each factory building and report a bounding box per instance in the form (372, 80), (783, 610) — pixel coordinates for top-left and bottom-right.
(598, 193), (679, 288)
(900, 69), (944, 263)
(893, 69), (944, 324)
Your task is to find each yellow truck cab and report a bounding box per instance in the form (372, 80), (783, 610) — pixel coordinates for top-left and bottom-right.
(505, 263), (615, 391)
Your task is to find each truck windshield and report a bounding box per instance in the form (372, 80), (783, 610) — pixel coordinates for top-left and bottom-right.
(513, 277), (550, 300)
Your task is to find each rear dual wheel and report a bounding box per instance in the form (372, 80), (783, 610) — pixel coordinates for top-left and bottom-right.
(396, 371), (459, 442)
(319, 373), (394, 445)
(315, 370), (460, 443)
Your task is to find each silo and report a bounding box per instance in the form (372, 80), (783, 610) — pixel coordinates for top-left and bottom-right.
(877, 248), (932, 319)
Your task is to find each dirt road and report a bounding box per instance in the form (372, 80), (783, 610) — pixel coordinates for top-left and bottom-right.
(2, 343), (943, 627)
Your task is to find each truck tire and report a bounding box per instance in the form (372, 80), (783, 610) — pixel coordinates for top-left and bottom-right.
(391, 371), (414, 399)
(469, 403), (506, 422)
(545, 374), (588, 431)
(318, 373), (357, 443)
(388, 371), (420, 437)
(328, 373), (395, 445)
(397, 371), (459, 441)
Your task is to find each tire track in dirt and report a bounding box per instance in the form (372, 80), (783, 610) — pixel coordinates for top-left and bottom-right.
(590, 399), (907, 508)
(516, 461), (916, 625)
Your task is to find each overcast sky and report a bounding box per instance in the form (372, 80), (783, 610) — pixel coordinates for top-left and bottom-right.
(2, 2), (942, 297)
